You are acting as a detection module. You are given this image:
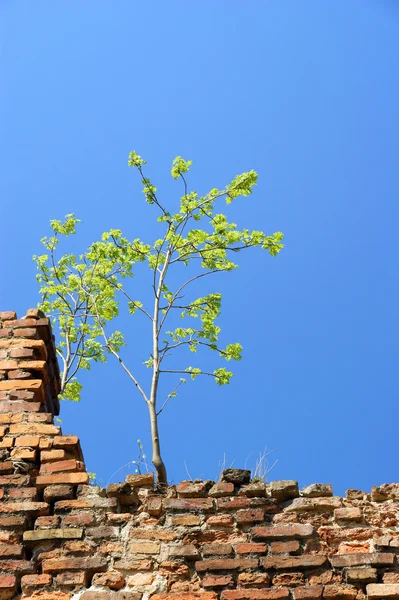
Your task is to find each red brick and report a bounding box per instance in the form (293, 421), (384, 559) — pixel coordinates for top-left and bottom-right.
(0, 559), (34, 573)
(130, 541), (160, 554)
(13, 328), (38, 338)
(42, 556), (107, 573)
(22, 594), (72, 600)
(177, 481), (208, 497)
(202, 575), (233, 587)
(322, 585), (358, 599)
(292, 587), (323, 599)
(129, 528), (177, 541)
(10, 423), (60, 435)
(10, 348), (34, 358)
(253, 525), (314, 539)
(216, 497), (250, 510)
(0, 502), (49, 515)
(41, 449), (66, 462)
(0, 574), (16, 596)
(92, 571), (125, 590)
(236, 509), (264, 524)
(0, 312), (17, 320)
(237, 543), (267, 554)
(36, 473), (89, 486)
(0, 401), (41, 413)
(196, 559), (258, 572)
(0, 474), (30, 486)
(164, 498), (214, 511)
(21, 573), (52, 591)
(63, 514), (95, 527)
(53, 436), (79, 447)
(55, 571), (87, 587)
(152, 594), (216, 600)
(171, 515), (201, 527)
(206, 515), (235, 527)
(0, 544), (23, 557)
(330, 552), (394, 568)
(81, 593), (142, 600)
(15, 435), (40, 447)
(270, 541), (300, 554)
(367, 584), (399, 598)
(209, 482), (235, 497)
(262, 555), (327, 569)
(238, 574), (271, 587)
(202, 543), (233, 555)
(222, 591), (290, 600)
(40, 459), (80, 473)
(169, 545), (199, 558)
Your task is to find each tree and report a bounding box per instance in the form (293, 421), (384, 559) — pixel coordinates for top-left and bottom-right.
(34, 153), (284, 488)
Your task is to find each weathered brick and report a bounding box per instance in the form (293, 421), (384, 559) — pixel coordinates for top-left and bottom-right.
(9, 423), (60, 435)
(169, 544), (199, 558)
(129, 528), (177, 541)
(202, 575), (234, 587)
(0, 501), (49, 515)
(269, 480), (299, 500)
(236, 543), (267, 554)
(177, 481), (208, 497)
(10, 447), (36, 460)
(42, 556), (107, 573)
(334, 507), (362, 522)
(262, 555), (327, 569)
(41, 449), (66, 462)
(285, 497), (342, 512)
(126, 473), (154, 487)
(86, 526), (119, 539)
(209, 482), (235, 497)
(81, 593), (141, 600)
(171, 515), (201, 527)
(55, 571), (87, 587)
(292, 587), (323, 599)
(40, 459), (81, 473)
(164, 498), (214, 511)
(322, 584), (358, 599)
(203, 543), (233, 555)
(196, 559), (258, 572)
(0, 574), (16, 598)
(270, 541), (300, 554)
(206, 515), (235, 527)
(346, 567), (377, 583)
(36, 473), (89, 486)
(236, 509), (264, 524)
(22, 594), (72, 600)
(153, 594), (216, 600)
(24, 528), (83, 542)
(253, 525), (314, 539)
(35, 515), (61, 528)
(113, 558), (152, 571)
(21, 573), (53, 591)
(15, 435), (41, 447)
(44, 485), (74, 501)
(0, 544), (23, 557)
(53, 436), (79, 447)
(92, 571), (125, 590)
(130, 541), (160, 554)
(367, 583), (399, 598)
(222, 591), (290, 600)
(330, 552), (395, 568)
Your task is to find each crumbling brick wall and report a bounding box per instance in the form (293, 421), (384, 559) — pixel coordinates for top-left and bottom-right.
(0, 310), (398, 600)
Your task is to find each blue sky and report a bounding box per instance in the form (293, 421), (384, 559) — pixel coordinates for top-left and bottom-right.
(1, 1), (398, 495)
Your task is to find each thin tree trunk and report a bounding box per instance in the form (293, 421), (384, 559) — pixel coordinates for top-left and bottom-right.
(148, 400), (167, 488)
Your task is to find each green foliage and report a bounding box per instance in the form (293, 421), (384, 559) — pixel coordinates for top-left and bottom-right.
(34, 151), (283, 439)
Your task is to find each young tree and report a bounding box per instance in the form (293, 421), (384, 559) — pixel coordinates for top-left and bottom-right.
(34, 153), (283, 488)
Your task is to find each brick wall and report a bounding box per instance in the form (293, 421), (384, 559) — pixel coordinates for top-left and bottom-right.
(0, 310), (398, 600)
